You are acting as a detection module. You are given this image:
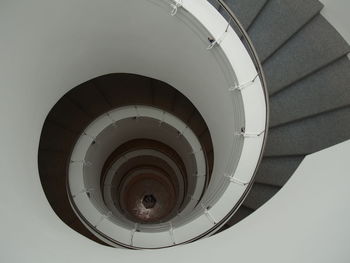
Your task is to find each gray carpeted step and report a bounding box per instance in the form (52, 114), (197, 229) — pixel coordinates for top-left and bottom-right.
(243, 183), (280, 210)
(219, 1), (350, 232)
(254, 156), (304, 187)
(248, 0), (323, 62)
(270, 56), (350, 127)
(263, 15), (350, 95)
(265, 106), (350, 156)
(226, 205), (254, 226)
(224, 0), (268, 30)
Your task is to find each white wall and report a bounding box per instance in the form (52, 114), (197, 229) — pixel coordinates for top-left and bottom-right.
(320, 0), (350, 45)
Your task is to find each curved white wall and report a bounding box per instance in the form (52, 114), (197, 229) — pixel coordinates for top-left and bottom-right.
(320, 0), (350, 45)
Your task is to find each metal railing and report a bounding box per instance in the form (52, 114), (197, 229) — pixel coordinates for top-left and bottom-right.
(204, 0), (269, 230)
(209, 0), (268, 97)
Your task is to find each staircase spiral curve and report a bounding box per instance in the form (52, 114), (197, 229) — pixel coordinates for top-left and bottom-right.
(1, 0), (350, 260)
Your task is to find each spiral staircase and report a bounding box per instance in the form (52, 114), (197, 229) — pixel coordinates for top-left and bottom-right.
(219, 0), (350, 229)
(1, 0), (350, 261)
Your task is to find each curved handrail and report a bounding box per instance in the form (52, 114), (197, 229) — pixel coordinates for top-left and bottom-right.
(211, 0), (269, 108)
(206, 0), (269, 227)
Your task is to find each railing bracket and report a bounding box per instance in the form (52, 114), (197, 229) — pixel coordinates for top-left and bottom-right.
(201, 203), (217, 225)
(229, 74), (259, 91)
(94, 211), (112, 228)
(177, 126), (188, 137)
(236, 128), (265, 138)
(170, 0), (183, 16)
(224, 174), (249, 186)
(169, 222), (176, 245)
(158, 111), (166, 126)
(130, 223), (138, 246)
(190, 148), (203, 155)
(72, 187), (95, 198)
(207, 31), (227, 50)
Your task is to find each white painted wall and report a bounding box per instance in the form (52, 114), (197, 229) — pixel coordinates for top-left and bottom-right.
(320, 0), (350, 44)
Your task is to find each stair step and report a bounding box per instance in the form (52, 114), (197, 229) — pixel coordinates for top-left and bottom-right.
(47, 97), (91, 133)
(248, 0), (323, 62)
(38, 151), (75, 221)
(39, 149), (107, 245)
(39, 122), (78, 153)
(171, 92), (197, 125)
(152, 79), (176, 113)
(68, 81), (110, 119)
(189, 112), (208, 137)
(38, 150), (68, 178)
(208, 0), (221, 10)
(69, 217), (107, 245)
(226, 205), (254, 226)
(263, 15), (350, 95)
(94, 73), (153, 107)
(243, 183), (280, 210)
(224, 0), (268, 30)
(265, 106), (350, 156)
(255, 156), (304, 187)
(199, 129), (213, 151)
(270, 56), (350, 127)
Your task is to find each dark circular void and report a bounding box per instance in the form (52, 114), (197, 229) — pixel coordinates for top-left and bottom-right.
(120, 173), (177, 223)
(143, 194), (157, 209)
(102, 138), (187, 224)
(38, 73), (214, 246)
(101, 138), (190, 224)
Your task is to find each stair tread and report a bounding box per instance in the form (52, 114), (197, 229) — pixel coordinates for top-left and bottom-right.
(171, 92), (197, 125)
(226, 205), (254, 226)
(263, 15), (350, 95)
(243, 183), (280, 210)
(265, 106), (350, 156)
(189, 112), (208, 137)
(39, 150), (107, 245)
(39, 122), (78, 153)
(152, 79), (177, 113)
(270, 56), (350, 127)
(38, 151), (76, 222)
(224, 0), (268, 30)
(47, 97), (91, 133)
(208, 0), (221, 10)
(254, 156), (304, 187)
(248, 0), (323, 61)
(95, 73), (153, 107)
(68, 81), (110, 119)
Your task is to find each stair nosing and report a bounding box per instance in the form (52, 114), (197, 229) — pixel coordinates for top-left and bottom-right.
(269, 104), (350, 130)
(268, 52), (350, 97)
